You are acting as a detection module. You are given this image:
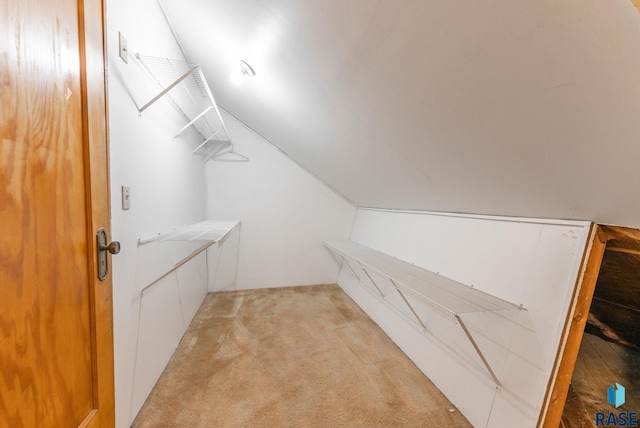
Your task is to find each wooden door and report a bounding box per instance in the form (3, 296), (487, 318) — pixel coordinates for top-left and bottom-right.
(0, 0), (115, 426)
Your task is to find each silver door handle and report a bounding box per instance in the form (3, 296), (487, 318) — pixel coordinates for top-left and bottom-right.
(100, 240), (121, 254)
(97, 228), (120, 281)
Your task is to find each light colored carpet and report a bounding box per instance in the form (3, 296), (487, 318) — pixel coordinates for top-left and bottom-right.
(132, 284), (471, 427)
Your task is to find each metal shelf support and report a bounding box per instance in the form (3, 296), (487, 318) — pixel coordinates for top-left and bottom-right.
(134, 54), (248, 162)
(324, 240), (546, 387)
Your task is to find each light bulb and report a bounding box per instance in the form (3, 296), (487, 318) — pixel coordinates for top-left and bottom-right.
(230, 60), (256, 86)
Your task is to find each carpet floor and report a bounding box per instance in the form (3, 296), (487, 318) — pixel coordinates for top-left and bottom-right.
(132, 284), (471, 427)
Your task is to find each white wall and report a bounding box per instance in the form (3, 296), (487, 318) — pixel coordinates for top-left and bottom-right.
(337, 208), (590, 427)
(205, 111), (357, 290)
(206, 224), (241, 291)
(106, 0), (208, 425)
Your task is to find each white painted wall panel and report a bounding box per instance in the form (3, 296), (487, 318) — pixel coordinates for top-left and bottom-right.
(131, 274), (185, 421)
(340, 208), (590, 427)
(176, 252), (209, 328)
(207, 225), (241, 292)
(205, 111), (357, 289)
(124, 239), (210, 423)
(106, 0), (208, 425)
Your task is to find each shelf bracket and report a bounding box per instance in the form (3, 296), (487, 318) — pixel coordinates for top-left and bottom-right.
(210, 147), (250, 162)
(137, 62), (199, 113)
(358, 262), (386, 298)
(455, 314), (501, 387)
(174, 106), (214, 138)
(390, 278), (427, 331)
(343, 258), (364, 282)
(193, 135), (228, 155)
(134, 54), (248, 161)
(326, 248), (363, 283)
(322, 240), (539, 387)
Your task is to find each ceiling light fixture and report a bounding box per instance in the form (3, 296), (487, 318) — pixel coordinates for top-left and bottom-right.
(230, 60), (256, 86)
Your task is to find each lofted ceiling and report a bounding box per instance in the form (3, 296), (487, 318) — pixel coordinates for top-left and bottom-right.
(160, 0), (640, 227)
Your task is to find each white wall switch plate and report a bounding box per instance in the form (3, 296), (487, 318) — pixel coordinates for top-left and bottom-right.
(118, 32), (128, 63)
(122, 185), (131, 210)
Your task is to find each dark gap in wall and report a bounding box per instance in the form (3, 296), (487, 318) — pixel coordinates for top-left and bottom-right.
(561, 243), (640, 427)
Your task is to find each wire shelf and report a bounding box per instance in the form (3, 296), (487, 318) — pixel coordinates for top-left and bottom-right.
(136, 220), (240, 296)
(138, 220), (240, 246)
(135, 54), (247, 161)
(324, 239), (545, 386)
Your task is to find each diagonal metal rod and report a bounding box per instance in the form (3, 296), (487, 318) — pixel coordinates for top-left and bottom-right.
(358, 262), (386, 298)
(390, 278), (426, 331)
(327, 249), (360, 281)
(455, 314), (501, 386)
(343, 258), (364, 282)
(140, 240), (216, 294)
(174, 105), (213, 138)
(138, 63), (199, 112)
(192, 135), (227, 155)
(204, 141), (232, 162)
(197, 68), (230, 135)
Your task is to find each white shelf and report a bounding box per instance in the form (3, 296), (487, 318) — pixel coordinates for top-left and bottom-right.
(324, 240), (543, 386)
(138, 220), (239, 246)
(135, 54), (247, 162)
(138, 220), (240, 294)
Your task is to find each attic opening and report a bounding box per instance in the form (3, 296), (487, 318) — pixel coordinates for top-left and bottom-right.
(544, 225), (640, 426)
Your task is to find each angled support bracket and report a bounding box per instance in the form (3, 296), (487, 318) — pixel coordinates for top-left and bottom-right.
(343, 258), (363, 282)
(389, 278), (427, 331)
(357, 262), (386, 298)
(327, 249), (361, 281)
(455, 314), (501, 387)
(174, 106), (214, 138)
(137, 59), (199, 113)
(193, 134), (228, 155)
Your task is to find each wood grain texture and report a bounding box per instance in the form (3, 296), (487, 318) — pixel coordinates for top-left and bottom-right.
(80, 0), (115, 423)
(599, 225), (640, 246)
(0, 0), (113, 425)
(562, 333), (640, 426)
(561, 384), (593, 428)
(588, 250), (640, 349)
(540, 224), (606, 427)
(606, 246), (640, 256)
(542, 224), (640, 426)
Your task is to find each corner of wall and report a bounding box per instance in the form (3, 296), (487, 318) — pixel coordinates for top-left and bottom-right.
(204, 111), (357, 290)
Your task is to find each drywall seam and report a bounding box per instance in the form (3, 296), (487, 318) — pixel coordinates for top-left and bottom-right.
(358, 206), (591, 227)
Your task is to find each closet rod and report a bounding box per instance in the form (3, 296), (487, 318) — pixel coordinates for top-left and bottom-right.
(140, 240), (215, 294)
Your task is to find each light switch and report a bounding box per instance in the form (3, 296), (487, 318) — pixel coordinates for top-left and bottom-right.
(119, 32), (128, 63)
(122, 185), (130, 210)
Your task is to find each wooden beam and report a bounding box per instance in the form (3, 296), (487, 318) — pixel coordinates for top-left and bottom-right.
(541, 224), (640, 425)
(540, 223), (607, 427)
(606, 246), (640, 256)
(599, 225), (640, 245)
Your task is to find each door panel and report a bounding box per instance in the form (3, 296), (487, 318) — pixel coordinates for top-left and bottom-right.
(0, 0), (114, 426)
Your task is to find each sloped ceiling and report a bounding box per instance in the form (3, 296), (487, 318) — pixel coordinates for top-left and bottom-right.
(160, 0), (640, 227)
